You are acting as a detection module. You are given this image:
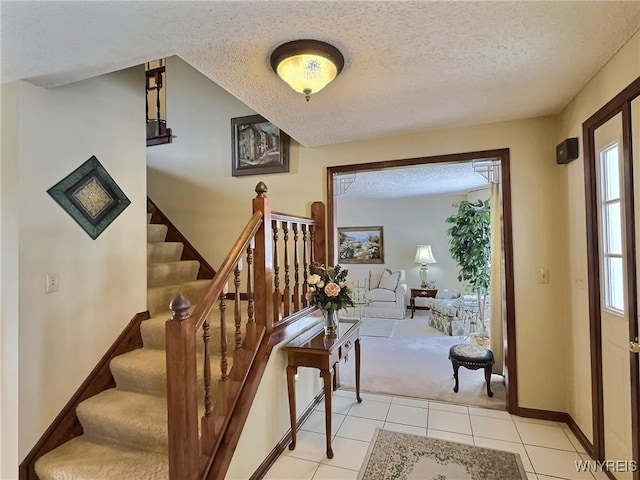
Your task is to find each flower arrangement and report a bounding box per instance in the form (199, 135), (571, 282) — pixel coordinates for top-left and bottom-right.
(306, 263), (354, 312)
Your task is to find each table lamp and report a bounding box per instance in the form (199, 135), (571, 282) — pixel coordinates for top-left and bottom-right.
(414, 245), (437, 288)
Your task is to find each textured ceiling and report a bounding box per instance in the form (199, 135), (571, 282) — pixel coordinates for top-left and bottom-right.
(3, 1), (640, 147)
(337, 162), (489, 199)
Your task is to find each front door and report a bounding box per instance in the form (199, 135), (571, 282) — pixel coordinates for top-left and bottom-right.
(585, 78), (640, 480)
(594, 113), (633, 480)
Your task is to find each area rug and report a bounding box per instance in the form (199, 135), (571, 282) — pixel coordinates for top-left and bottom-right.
(359, 318), (396, 337)
(340, 315), (506, 409)
(358, 429), (527, 480)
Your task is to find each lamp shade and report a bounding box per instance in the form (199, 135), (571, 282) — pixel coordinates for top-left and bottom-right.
(270, 39), (344, 101)
(414, 245), (437, 264)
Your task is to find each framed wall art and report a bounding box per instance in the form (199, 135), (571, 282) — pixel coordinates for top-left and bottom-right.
(337, 226), (384, 264)
(231, 114), (290, 177)
(47, 155), (131, 240)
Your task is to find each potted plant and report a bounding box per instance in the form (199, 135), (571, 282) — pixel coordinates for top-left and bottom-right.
(445, 199), (491, 343)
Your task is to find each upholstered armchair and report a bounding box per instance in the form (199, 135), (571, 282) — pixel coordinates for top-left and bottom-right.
(364, 268), (408, 319)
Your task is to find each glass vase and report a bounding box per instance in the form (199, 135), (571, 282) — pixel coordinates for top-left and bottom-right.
(323, 309), (339, 338)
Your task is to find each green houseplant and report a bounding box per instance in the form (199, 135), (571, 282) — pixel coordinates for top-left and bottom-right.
(445, 199), (491, 338)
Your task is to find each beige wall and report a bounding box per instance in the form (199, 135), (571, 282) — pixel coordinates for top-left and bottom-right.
(1, 81), (21, 478)
(556, 29), (640, 443)
(336, 194), (467, 296)
(5, 67), (148, 465)
(302, 118), (568, 412)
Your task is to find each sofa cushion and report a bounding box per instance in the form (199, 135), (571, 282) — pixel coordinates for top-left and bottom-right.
(369, 270), (383, 289)
(379, 269), (401, 291)
(366, 288), (397, 302)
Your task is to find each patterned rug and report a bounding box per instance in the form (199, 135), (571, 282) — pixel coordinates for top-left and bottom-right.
(358, 429), (527, 480)
(359, 318), (396, 337)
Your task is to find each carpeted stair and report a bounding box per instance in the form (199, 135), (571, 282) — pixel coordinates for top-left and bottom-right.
(35, 214), (228, 479)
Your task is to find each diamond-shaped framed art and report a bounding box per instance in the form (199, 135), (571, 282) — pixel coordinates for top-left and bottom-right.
(47, 155), (131, 240)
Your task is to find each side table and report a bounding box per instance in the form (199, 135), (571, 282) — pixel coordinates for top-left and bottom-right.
(283, 318), (362, 459)
(410, 287), (437, 318)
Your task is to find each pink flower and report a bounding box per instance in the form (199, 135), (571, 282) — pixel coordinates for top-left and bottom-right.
(324, 282), (341, 297)
(305, 291), (314, 301)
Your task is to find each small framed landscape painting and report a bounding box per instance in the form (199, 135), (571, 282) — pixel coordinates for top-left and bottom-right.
(337, 226), (384, 264)
(231, 114), (290, 177)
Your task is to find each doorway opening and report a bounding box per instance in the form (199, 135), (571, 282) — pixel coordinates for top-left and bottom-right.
(326, 148), (517, 412)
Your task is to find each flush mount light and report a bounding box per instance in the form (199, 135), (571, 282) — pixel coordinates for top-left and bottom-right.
(270, 39), (344, 102)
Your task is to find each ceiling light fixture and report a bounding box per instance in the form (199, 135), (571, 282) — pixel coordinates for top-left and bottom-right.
(270, 39), (344, 102)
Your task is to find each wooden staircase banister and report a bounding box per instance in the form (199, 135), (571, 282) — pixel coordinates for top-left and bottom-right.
(189, 210), (264, 331)
(166, 181), (326, 480)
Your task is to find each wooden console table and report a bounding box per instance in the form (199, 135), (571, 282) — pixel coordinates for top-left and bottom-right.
(410, 287), (437, 318)
(283, 318), (362, 459)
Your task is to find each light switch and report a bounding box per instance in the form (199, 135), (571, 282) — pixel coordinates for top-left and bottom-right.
(46, 272), (59, 293)
(538, 268), (549, 284)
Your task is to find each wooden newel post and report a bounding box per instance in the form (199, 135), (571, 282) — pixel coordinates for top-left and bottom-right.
(166, 293), (199, 480)
(311, 201), (326, 266)
(253, 182), (275, 331)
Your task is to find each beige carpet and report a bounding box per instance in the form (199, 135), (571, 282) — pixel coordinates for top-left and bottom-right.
(34, 215), (222, 479)
(341, 312), (506, 409)
(358, 429), (527, 480)
(359, 318), (396, 337)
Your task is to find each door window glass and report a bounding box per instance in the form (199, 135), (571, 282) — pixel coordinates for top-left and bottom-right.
(600, 143), (625, 313)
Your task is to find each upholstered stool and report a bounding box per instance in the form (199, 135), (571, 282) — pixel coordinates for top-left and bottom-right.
(448, 344), (494, 397)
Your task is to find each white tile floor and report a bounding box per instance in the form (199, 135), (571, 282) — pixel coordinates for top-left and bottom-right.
(264, 390), (604, 480)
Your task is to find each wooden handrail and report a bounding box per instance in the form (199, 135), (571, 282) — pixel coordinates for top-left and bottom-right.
(271, 212), (315, 223)
(165, 182), (326, 480)
(189, 210), (264, 331)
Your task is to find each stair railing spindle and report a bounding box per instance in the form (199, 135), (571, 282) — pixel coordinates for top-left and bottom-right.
(293, 223), (300, 311)
(246, 243), (255, 324)
(302, 225), (309, 307)
(202, 314), (212, 417)
(282, 221), (291, 317)
(218, 291), (229, 381)
(234, 264), (242, 350)
(272, 220), (281, 323)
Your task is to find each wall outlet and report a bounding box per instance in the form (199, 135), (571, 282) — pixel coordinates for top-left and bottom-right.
(45, 272), (59, 293)
(538, 268), (550, 284)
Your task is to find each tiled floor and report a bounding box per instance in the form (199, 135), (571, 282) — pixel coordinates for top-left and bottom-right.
(264, 390), (606, 480)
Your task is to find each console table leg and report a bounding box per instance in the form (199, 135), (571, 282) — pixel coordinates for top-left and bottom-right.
(321, 369), (334, 459)
(286, 365), (298, 450)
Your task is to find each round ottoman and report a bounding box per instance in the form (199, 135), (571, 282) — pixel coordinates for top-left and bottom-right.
(448, 343), (494, 397)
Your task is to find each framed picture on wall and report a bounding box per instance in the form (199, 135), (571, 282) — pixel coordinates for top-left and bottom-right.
(337, 226), (384, 264)
(231, 114), (290, 177)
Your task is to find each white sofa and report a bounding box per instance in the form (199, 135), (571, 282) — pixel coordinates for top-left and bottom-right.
(363, 269), (408, 319)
